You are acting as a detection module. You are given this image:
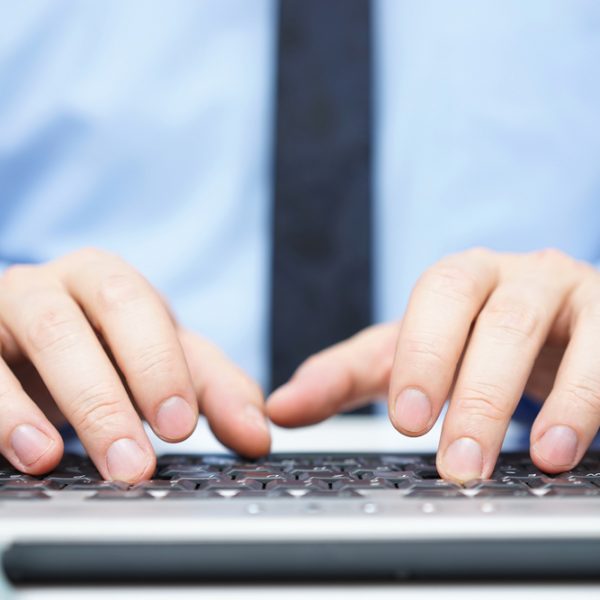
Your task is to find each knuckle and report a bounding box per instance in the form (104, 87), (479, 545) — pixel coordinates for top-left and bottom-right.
(456, 381), (510, 424)
(75, 246), (125, 268)
(563, 376), (600, 417)
(419, 262), (480, 304)
(0, 264), (37, 289)
(402, 333), (449, 368)
(582, 262), (600, 282)
(527, 247), (569, 268)
(26, 307), (83, 353)
(75, 246), (109, 263)
(70, 383), (128, 436)
(576, 296), (600, 324)
(463, 246), (494, 261)
(96, 272), (145, 311)
(133, 341), (181, 379)
(479, 298), (543, 342)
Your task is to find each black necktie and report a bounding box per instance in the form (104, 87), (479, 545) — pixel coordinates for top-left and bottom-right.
(271, 0), (373, 406)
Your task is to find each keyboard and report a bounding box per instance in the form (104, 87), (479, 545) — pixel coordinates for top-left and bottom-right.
(2, 452), (600, 501)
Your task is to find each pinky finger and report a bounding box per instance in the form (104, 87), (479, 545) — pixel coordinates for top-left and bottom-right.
(0, 359), (63, 475)
(530, 310), (600, 473)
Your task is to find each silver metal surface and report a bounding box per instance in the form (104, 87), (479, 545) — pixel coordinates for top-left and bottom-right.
(1, 495), (600, 546)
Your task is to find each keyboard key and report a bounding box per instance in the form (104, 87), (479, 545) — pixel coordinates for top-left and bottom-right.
(406, 488), (462, 498)
(89, 490), (154, 500)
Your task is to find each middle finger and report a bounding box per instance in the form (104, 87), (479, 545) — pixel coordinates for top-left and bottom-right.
(438, 267), (572, 482)
(53, 250), (198, 442)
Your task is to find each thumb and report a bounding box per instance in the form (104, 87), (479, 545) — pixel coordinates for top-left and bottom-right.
(267, 322), (398, 427)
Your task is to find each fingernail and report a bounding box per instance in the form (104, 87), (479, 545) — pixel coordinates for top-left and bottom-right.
(244, 404), (270, 434)
(106, 438), (150, 482)
(394, 388), (431, 433)
(533, 425), (578, 468)
(156, 396), (196, 440)
(10, 424), (53, 467)
(441, 437), (483, 483)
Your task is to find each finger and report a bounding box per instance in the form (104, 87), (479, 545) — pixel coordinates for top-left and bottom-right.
(437, 260), (573, 482)
(52, 249), (198, 442)
(0, 357), (63, 475)
(178, 329), (271, 458)
(389, 248), (498, 436)
(530, 288), (600, 473)
(267, 323), (397, 427)
(0, 266), (155, 483)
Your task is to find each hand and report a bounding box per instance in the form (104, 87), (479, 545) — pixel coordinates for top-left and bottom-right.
(268, 248), (600, 482)
(0, 248), (270, 482)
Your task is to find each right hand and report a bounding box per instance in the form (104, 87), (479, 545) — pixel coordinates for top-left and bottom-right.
(0, 248), (271, 482)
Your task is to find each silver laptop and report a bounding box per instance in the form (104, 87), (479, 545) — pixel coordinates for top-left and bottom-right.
(2, 437), (600, 586)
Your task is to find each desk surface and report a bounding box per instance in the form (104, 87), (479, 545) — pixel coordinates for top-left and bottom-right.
(13, 415), (600, 599)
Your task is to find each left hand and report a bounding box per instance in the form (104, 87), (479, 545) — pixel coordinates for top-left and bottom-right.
(267, 248), (600, 482)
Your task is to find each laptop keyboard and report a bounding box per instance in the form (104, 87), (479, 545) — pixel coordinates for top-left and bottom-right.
(2, 452), (600, 501)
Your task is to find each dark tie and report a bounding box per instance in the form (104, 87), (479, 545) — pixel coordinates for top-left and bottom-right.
(271, 0), (373, 412)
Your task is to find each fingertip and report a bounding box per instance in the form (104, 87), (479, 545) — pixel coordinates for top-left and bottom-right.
(267, 382), (327, 428)
(389, 387), (434, 437)
(209, 403), (272, 458)
(266, 384), (299, 426)
(530, 424), (580, 474)
(237, 424), (272, 459)
(529, 452), (569, 475)
(153, 395), (198, 443)
(8, 424), (64, 476)
(242, 403), (272, 452)
(436, 437), (484, 484)
(235, 433), (271, 459)
(138, 452), (157, 482)
(105, 437), (156, 483)
(267, 355), (350, 427)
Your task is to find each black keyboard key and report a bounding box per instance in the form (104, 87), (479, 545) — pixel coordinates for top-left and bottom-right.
(43, 476), (95, 488)
(406, 488), (462, 498)
(65, 481), (130, 492)
(158, 466), (219, 480)
(543, 484), (600, 497)
(89, 490), (154, 500)
(132, 480), (196, 492)
(291, 469), (343, 480)
(264, 479), (327, 493)
(163, 490), (222, 500)
(303, 489), (362, 498)
(351, 468), (401, 480)
(470, 487), (531, 498)
(414, 467), (442, 480)
(0, 479), (47, 490)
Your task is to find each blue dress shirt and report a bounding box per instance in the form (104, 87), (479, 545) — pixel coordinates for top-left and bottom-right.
(1, 0), (599, 400)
